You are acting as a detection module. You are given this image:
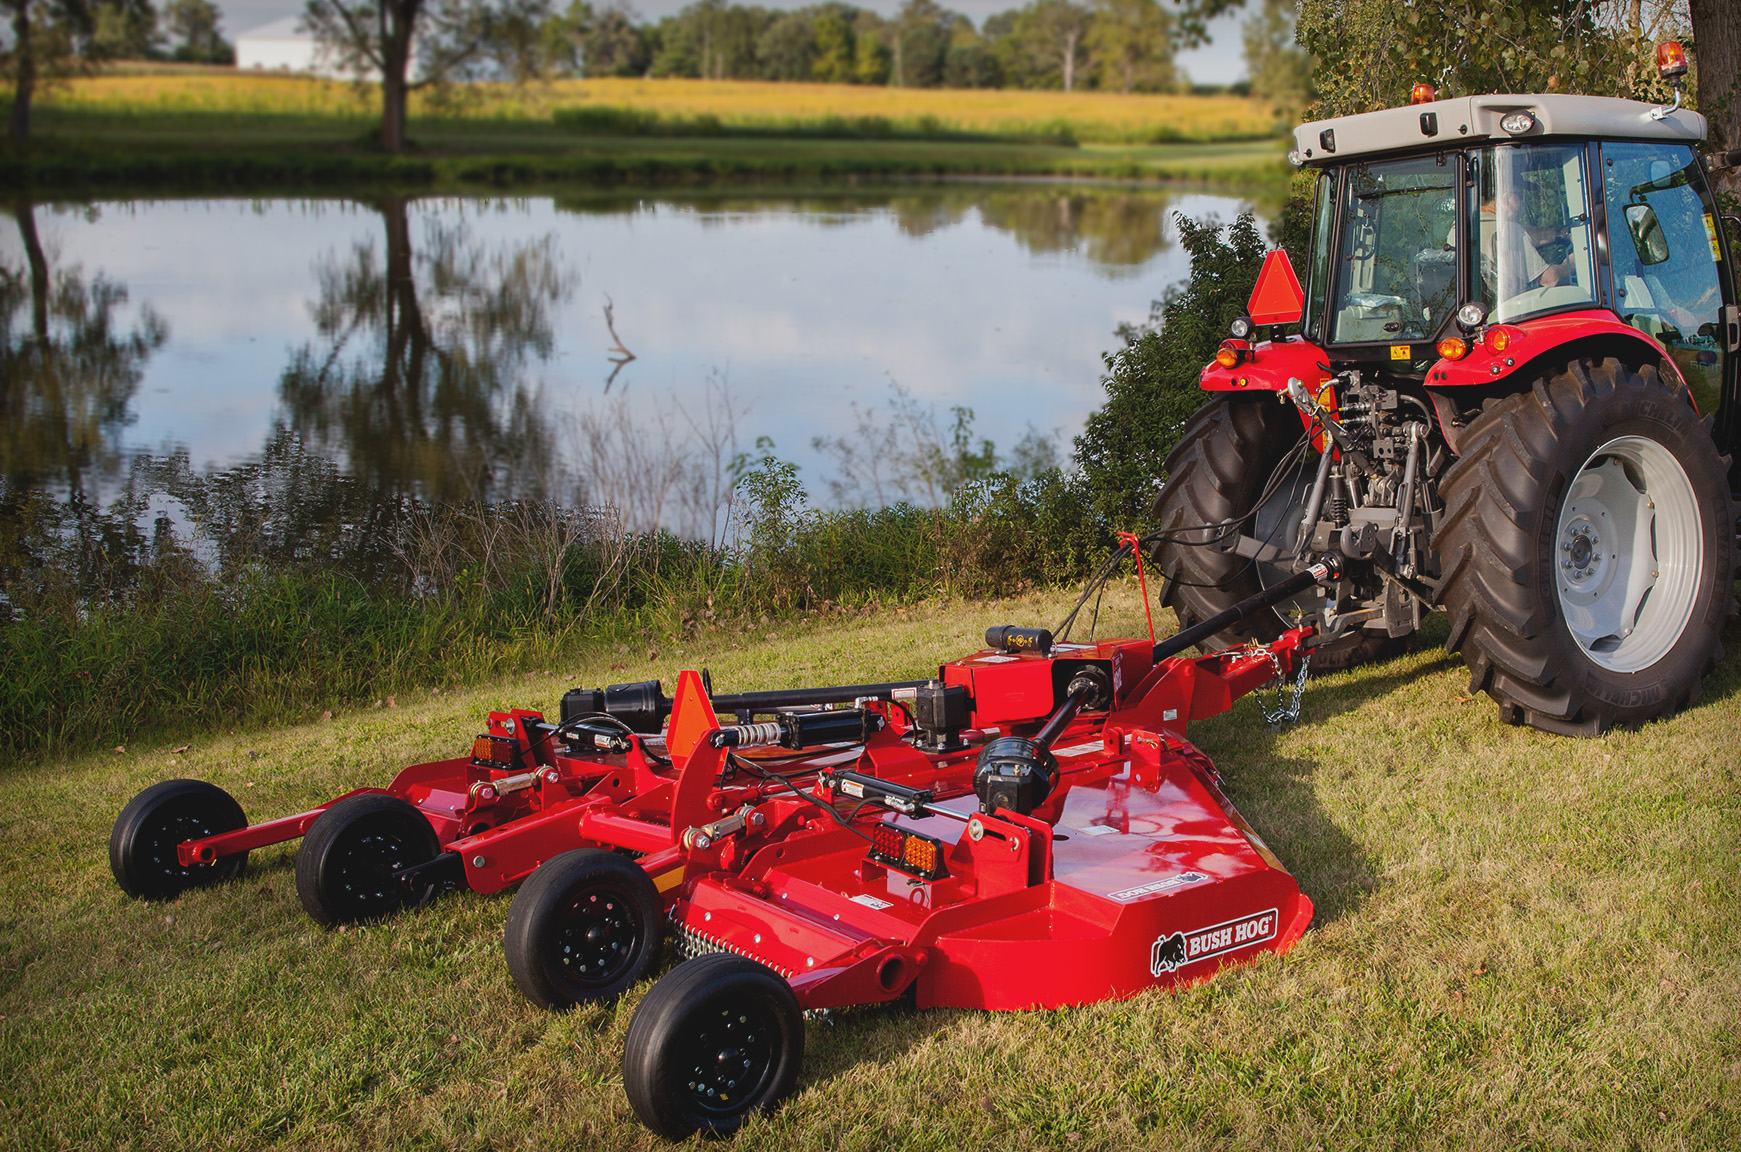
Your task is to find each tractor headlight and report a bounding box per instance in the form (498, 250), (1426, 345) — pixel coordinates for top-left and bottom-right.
(1286, 148), (1303, 167)
(1456, 302), (1488, 332)
(1500, 111), (1536, 136)
(1229, 315), (1254, 340)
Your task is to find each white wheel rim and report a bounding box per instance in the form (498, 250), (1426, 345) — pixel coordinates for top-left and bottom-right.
(1553, 435), (1702, 673)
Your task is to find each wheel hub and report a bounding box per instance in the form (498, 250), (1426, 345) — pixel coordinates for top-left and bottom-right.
(685, 1008), (769, 1110)
(557, 889), (637, 982)
(1553, 439), (1702, 673)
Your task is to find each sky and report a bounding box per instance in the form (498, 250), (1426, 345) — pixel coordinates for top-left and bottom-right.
(216, 1), (1249, 85)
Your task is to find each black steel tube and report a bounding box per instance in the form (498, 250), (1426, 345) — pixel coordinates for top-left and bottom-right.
(1152, 561), (1332, 664)
(1032, 684), (1091, 750)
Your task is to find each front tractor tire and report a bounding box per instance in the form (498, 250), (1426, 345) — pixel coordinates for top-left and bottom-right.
(1435, 358), (1735, 735)
(1151, 396), (1409, 671)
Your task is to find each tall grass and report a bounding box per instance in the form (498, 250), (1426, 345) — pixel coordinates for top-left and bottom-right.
(41, 73), (1280, 144)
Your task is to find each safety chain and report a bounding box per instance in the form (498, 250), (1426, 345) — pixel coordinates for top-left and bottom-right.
(1253, 645), (1312, 725)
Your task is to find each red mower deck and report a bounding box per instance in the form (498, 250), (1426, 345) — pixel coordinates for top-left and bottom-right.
(111, 561), (1335, 1139)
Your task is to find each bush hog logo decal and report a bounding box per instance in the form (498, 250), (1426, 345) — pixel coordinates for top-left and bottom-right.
(1150, 908), (1278, 975)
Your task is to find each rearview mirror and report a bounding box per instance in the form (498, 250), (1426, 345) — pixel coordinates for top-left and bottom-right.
(1624, 204), (1670, 265)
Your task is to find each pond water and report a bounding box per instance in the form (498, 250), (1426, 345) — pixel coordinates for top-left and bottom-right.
(1, 184), (1264, 543)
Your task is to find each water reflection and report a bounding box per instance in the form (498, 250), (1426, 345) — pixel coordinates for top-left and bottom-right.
(0, 200), (168, 496)
(278, 196), (572, 502)
(550, 184), (1199, 272)
(0, 185), (1264, 614)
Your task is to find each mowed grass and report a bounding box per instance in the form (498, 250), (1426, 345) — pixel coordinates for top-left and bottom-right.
(1, 582), (1737, 1149)
(48, 71), (1279, 144)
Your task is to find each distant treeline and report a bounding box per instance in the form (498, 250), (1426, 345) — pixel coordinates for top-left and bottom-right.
(531, 0), (1252, 94)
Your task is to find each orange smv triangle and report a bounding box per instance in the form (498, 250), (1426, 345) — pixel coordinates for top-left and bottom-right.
(1248, 249), (1305, 326)
(665, 670), (721, 761)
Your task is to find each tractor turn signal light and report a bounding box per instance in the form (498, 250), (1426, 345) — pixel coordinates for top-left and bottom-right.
(1482, 325), (1522, 354)
(1410, 83), (1436, 105)
(1215, 339), (1249, 368)
(1436, 336), (1469, 360)
(869, 823), (948, 881)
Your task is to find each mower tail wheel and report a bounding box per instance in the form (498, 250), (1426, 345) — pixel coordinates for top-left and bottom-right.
(110, 779), (250, 901)
(503, 848), (663, 1010)
(295, 794), (441, 927)
(622, 954), (805, 1141)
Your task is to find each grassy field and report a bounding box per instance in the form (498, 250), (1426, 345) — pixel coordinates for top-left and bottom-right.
(2, 583), (1737, 1149)
(49, 71), (1279, 143)
(9, 71), (1289, 191)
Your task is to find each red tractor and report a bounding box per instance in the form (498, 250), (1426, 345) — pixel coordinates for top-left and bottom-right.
(1152, 51), (1740, 735)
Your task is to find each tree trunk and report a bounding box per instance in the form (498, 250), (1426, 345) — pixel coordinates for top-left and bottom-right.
(377, 0), (419, 153)
(1062, 28), (1077, 92)
(9, 1), (36, 146)
(1689, 0), (1739, 197)
(15, 199), (47, 341)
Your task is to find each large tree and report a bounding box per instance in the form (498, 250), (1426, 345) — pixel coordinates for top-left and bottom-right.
(5, 0), (78, 144)
(1087, 0), (1175, 93)
(1688, 0), (1737, 197)
(1241, 0), (1308, 119)
(304, 0), (548, 152)
(990, 0), (1090, 91)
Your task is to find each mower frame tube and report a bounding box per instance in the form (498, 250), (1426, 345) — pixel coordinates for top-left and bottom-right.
(173, 788), (389, 866)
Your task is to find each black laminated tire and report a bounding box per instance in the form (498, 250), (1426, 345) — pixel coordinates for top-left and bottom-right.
(1435, 358), (1735, 735)
(622, 954), (805, 1141)
(110, 779), (250, 901)
(295, 793), (441, 926)
(1151, 396), (1409, 671)
(503, 849), (663, 1010)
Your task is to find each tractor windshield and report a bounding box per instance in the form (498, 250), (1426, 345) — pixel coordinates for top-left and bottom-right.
(1472, 143), (1597, 322)
(1330, 154), (1458, 344)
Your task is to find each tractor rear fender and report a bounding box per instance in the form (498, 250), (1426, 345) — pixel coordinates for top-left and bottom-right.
(1423, 312), (1695, 456)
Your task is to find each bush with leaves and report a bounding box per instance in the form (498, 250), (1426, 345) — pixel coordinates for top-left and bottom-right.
(1072, 211), (1267, 534)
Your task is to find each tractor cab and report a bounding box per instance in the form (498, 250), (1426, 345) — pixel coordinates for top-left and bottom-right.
(1160, 49), (1740, 738)
(1275, 87), (1738, 439)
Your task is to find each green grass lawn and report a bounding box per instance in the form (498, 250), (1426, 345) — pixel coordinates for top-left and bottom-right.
(2, 583), (1737, 1149)
(11, 104), (1288, 192)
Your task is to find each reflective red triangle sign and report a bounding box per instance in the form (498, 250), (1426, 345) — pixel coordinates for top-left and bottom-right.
(1248, 249), (1305, 326)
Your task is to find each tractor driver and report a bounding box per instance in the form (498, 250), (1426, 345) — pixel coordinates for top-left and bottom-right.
(1481, 187), (1576, 293)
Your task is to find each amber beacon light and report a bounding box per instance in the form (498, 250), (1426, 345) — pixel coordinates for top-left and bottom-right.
(1410, 83), (1437, 105)
(1656, 41), (1687, 79)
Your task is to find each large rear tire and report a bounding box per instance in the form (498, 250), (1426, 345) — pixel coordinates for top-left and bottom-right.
(1435, 358), (1735, 735)
(1151, 396), (1409, 671)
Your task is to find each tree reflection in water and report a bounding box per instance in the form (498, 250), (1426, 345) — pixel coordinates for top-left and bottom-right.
(554, 186), (1196, 272)
(0, 199), (168, 499)
(278, 196), (573, 503)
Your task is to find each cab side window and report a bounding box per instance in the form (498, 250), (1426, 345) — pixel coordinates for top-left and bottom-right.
(1601, 141), (1725, 414)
